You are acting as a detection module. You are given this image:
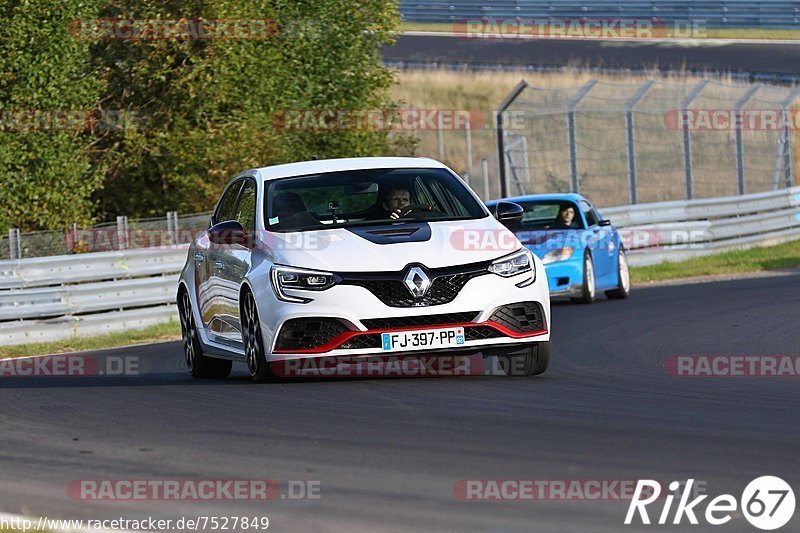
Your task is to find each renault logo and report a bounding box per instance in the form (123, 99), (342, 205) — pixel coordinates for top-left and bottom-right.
(403, 266), (430, 298)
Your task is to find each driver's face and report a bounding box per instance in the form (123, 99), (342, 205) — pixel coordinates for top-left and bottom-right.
(560, 207), (575, 225)
(384, 189), (411, 212)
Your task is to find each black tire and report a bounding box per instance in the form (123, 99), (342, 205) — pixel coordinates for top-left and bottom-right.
(242, 290), (277, 383)
(179, 290), (232, 379)
(605, 248), (631, 300)
(571, 251), (596, 304)
(498, 341), (551, 376)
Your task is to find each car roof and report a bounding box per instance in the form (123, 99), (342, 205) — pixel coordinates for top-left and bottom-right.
(486, 193), (587, 204)
(244, 157), (449, 182)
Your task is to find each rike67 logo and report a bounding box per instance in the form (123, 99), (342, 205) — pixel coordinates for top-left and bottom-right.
(626, 477), (795, 530)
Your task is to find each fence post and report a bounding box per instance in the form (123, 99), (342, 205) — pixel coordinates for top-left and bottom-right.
(733, 84), (761, 195)
(566, 80), (597, 194)
(8, 228), (21, 260)
(437, 112), (444, 161)
(481, 158), (490, 201)
(465, 117), (473, 176)
(496, 80), (529, 199)
(624, 81), (654, 204)
(167, 211), (179, 245)
(116, 215), (129, 250)
(681, 80), (709, 200)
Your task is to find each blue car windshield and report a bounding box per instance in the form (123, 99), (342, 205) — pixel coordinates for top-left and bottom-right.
(506, 201), (585, 230)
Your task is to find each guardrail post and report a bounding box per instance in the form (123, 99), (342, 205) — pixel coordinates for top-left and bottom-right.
(624, 81), (654, 204)
(733, 84), (761, 195)
(566, 80), (597, 194)
(116, 215), (129, 250)
(8, 228), (21, 260)
(681, 80), (709, 200)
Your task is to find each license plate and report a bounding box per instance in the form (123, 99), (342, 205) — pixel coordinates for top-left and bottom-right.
(381, 327), (465, 352)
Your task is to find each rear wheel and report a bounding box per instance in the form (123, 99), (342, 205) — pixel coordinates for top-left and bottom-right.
(605, 249), (631, 299)
(242, 290), (277, 383)
(179, 291), (232, 379)
(498, 341), (550, 376)
(571, 252), (596, 304)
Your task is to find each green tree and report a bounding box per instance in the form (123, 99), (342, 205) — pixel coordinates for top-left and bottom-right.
(0, 0), (104, 232)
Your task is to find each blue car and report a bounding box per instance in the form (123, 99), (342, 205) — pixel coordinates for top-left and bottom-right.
(487, 193), (630, 303)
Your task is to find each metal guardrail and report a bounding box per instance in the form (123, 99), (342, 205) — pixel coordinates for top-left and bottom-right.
(0, 187), (798, 345)
(604, 185), (800, 265)
(400, 1), (800, 29)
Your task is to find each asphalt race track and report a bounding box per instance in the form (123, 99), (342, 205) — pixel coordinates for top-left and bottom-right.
(1, 274), (798, 532)
(385, 34), (800, 80)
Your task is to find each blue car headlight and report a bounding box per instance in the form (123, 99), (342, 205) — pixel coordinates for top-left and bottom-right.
(542, 247), (574, 265)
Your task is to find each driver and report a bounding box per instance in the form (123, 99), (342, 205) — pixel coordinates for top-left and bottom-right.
(382, 186), (412, 220)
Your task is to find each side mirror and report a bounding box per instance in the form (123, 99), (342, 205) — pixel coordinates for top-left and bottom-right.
(494, 201), (524, 225)
(599, 219), (611, 227)
(209, 220), (247, 246)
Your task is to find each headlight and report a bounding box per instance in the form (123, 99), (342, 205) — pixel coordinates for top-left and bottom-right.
(542, 247), (574, 265)
(488, 249), (535, 285)
(270, 266), (338, 303)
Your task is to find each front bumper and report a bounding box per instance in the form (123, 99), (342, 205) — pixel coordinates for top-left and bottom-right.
(541, 258), (584, 298)
(251, 266), (551, 362)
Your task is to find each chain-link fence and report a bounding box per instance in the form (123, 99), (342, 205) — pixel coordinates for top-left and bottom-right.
(498, 79), (800, 207)
(0, 212), (212, 260)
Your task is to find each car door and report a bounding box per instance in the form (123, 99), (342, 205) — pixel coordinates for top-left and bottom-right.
(200, 179), (243, 332)
(580, 200), (615, 281)
(213, 177), (257, 345)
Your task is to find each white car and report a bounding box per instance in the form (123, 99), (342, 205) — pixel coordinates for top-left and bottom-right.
(177, 157), (551, 381)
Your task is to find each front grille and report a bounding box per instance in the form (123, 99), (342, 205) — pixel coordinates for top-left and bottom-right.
(361, 311), (479, 330)
(464, 326), (504, 341)
(488, 302), (545, 334)
(345, 271), (486, 307)
(274, 318), (350, 351)
(339, 335), (382, 350)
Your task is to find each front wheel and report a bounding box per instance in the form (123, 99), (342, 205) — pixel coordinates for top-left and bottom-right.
(498, 341), (551, 376)
(605, 249), (631, 299)
(179, 291), (232, 379)
(571, 252), (596, 304)
(242, 291), (277, 383)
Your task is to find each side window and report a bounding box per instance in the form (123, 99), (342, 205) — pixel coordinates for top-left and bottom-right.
(580, 201), (599, 227)
(234, 180), (257, 232)
(215, 180), (243, 223)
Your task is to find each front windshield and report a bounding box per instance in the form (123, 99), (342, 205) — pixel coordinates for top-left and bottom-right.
(505, 200), (585, 231)
(264, 168), (488, 232)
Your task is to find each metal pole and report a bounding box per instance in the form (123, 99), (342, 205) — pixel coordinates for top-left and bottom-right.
(681, 80), (709, 200)
(566, 80), (597, 194)
(771, 87), (800, 189)
(116, 215), (128, 250)
(784, 127), (793, 188)
(733, 84), (761, 195)
(482, 158), (490, 201)
(495, 80), (529, 199)
(465, 117), (473, 176)
(8, 228), (20, 260)
(437, 112), (444, 161)
(624, 81), (654, 204)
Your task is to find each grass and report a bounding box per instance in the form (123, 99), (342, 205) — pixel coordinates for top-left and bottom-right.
(0, 319), (181, 359)
(631, 238), (800, 283)
(401, 21), (800, 40)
